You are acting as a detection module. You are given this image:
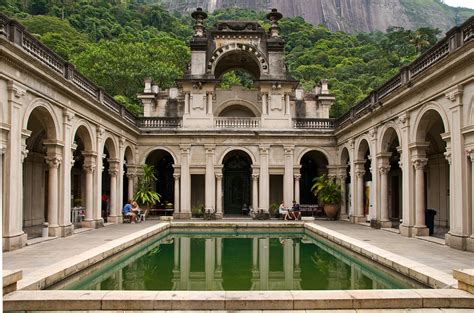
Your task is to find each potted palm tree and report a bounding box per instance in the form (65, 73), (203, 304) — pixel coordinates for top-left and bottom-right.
(134, 164), (160, 217)
(311, 174), (342, 220)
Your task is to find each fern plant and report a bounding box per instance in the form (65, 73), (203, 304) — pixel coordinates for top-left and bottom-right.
(311, 174), (342, 204)
(134, 164), (161, 207)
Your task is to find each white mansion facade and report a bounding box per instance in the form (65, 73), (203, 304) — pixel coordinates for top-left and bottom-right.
(1, 10), (473, 252)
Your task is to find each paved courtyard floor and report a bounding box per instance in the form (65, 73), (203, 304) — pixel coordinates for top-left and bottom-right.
(2, 219), (473, 285)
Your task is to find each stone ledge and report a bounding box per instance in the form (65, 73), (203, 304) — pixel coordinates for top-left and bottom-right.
(4, 289), (474, 311)
(17, 223), (171, 290)
(454, 269), (474, 294)
(3, 270), (22, 295)
(304, 223), (457, 289)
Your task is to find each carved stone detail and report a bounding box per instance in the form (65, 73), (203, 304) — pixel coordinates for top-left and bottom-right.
(412, 158), (428, 170)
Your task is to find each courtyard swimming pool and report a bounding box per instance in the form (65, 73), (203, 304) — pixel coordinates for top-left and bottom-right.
(53, 228), (425, 291)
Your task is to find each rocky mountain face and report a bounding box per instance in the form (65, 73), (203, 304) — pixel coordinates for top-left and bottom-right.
(156, 0), (473, 33)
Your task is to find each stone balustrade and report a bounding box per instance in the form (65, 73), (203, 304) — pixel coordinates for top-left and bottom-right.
(215, 117), (260, 128)
(293, 118), (335, 129)
(138, 117), (182, 128)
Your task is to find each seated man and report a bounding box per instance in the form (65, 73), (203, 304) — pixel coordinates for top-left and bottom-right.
(122, 200), (136, 223)
(291, 200), (301, 220)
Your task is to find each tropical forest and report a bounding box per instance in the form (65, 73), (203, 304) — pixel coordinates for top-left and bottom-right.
(0, 0), (453, 117)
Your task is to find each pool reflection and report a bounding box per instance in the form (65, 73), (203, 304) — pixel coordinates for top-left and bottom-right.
(65, 235), (415, 291)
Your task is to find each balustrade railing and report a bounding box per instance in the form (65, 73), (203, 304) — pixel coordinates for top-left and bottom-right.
(215, 117), (260, 128)
(22, 32), (65, 75)
(138, 117), (182, 128)
(293, 118), (335, 129)
(335, 16), (473, 129)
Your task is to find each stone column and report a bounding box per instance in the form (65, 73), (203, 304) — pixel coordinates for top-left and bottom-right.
(378, 163), (391, 227)
(294, 174), (301, 204)
(259, 145), (270, 212)
(3, 82), (28, 251)
(126, 166), (137, 201)
(354, 161), (366, 223)
(180, 144), (191, 219)
(45, 153), (62, 237)
(252, 173), (259, 211)
(283, 145), (294, 208)
(173, 173), (180, 216)
(469, 151), (474, 238)
(108, 160), (120, 223)
(445, 86), (470, 250)
(262, 92), (268, 115)
(184, 92), (190, 114)
(205, 145), (215, 213)
(283, 239), (294, 289)
(284, 93), (290, 115)
(397, 113), (414, 237)
(94, 127), (105, 225)
(118, 138), (126, 218)
(83, 159), (95, 228)
(206, 92), (213, 115)
(60, 109), (74, 237)
(215, 172), (223, 218)
(412, 157), (429, 236)
(338, 173), (348, 219)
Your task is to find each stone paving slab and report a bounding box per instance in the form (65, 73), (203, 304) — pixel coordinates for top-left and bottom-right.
(312, 221), (474, 276)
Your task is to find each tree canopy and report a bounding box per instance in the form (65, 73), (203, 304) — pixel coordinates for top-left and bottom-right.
(0, 2), (441, 117)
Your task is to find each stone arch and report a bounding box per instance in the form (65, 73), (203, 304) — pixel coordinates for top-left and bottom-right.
(145, 149), (176, 207)
(298, 149), (330, 206)
(378, 123), (402, 153)
(466, 93), (474, 126)
(123, 145), (135, 164)
(218, 146), (257, 165)
(209, 43), (269, 79)
(71, 120), (95, 152)
(340, 146), (350, 165)
(296, 147), (332, 166)
(214, 99), (261, 117)
(103, 136), (119, 160)
(412, 102), (450, 142)
(356, 136), (371, 160)
(23, 98), (60, 140)
(142, 146), (178, 165)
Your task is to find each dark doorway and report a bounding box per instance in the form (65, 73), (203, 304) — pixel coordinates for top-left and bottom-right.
(223, 151), (251, 215)
(145, 150), (175, 206)
(300, 151), (329, 205)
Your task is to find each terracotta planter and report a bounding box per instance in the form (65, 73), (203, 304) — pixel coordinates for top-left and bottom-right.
(323, 203), (339, 220)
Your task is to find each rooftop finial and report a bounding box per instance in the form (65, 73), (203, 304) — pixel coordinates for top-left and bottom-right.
(191, 8), (208, 37)
(266, 8), (283, 38)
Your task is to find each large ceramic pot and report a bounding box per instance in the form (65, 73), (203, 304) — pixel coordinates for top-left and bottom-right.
(323, 203), (339, 220)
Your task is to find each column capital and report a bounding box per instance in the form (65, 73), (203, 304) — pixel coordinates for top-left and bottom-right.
(173, 173), (181, 179)
(368, 127), (377, 140)
(126, 172), (136, 179)
(252, 173), (259, 180)
(216, 173), (223, 180)
(45, 155), (62, 168)
(20, 147), (29, 163)
(412, 158), (428, 170)
(83, 163), (95, 174)
(259, 144), (270, 154)
(294, 173), (301, 180)
(444, 151), (452, 165)
(466, 148), (474, 161)
(180, 144), (191, 154)
(445, 85), (463, 104)
(108, 168), (119, 177)
(96, 126), (105, 139)
(337, 174), (347, 181)
(204, 144), (216, 154)
(283, 145), (295, 154)
(378, 164), (391, 175)
(62, 109), (75, 124)
(355, 169), (365, 178)
(119, 137), (126, 148)
(397, 112), (410, 128)
(7, 81), (27, 98)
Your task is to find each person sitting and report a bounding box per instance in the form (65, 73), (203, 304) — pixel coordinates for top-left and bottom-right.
(279, 201), (291, 220)
(131, 201), (143, 222)
(291, 200), (301, 220)
(122, 200), (136, 223)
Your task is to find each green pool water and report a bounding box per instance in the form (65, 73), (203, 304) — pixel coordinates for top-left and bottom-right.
(55, 230), (425, 291)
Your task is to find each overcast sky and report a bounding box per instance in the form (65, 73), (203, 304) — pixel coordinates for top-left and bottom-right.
(443, 0), (474, 9)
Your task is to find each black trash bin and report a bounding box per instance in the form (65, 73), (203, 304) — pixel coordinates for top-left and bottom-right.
(425, 209), (437, 236)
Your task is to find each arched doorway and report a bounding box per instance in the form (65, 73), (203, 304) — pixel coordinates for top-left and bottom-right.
(415, 109), (449, 237)
(340, 147), (351, 218)
(356, 139), (372, 221)
(380, 127), (402, 228)
(145, 149), (175, 209)
(71, 125), (94, 228)
(299, 150), (329, 206)
(223, 151), (252, 215)
(23, 106), (57, 238)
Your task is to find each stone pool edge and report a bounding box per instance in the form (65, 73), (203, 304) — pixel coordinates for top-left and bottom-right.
(303, 223), (458, 289)
(4, 289), (474, 311)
